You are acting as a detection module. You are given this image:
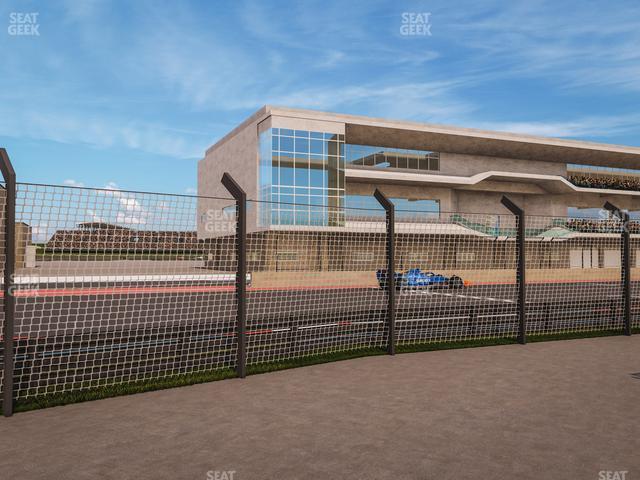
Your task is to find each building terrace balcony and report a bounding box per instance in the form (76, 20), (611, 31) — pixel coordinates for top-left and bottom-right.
(567, 165), (640, 192)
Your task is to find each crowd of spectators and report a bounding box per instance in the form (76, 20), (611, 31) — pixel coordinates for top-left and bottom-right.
(565, 218), (640, 233)
(568, 174), (640, 192)
(46, 222), (201, 252)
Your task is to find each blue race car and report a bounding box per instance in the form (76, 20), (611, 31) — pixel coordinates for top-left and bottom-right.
(376, 268), (464, 290)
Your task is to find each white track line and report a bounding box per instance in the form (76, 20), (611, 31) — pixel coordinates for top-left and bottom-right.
(409, 290), (515, 303)
(3, 273), (251, 284)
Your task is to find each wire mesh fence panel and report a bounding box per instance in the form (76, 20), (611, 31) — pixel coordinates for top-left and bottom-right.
(394, 211), (518, 345)
(12, 183), (238, 400)
(244, 201), (388, 365)
(524, 215), (624, 336)
(629, 234), (640, 329)
(0, 185), (5, 399)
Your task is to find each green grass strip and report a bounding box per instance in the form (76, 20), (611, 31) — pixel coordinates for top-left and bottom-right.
(3, 327), (639, 414)
(246, 347), (388, 375)
(527, 328), (640, 342)
(7, 368), (236, 414)
(396, 336), (518, 353)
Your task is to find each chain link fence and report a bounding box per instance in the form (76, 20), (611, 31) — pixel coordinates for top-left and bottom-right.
(0, 174), (636, 414)
(7, 183), (239, 402)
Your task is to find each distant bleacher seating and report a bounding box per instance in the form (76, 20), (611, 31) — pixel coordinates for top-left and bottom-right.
(45, 222), (202, 252)
(564, 218), (640, 234)
(568, 174), (640, 192)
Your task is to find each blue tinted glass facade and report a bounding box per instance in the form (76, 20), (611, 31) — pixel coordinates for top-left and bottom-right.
(259, 128), (345, 226)
(259, 129), (441, 227)
(345, 195), (439, 220)
(345, 144), (439, 172)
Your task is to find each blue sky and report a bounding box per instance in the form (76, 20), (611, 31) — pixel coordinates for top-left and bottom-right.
(1, 0), (639, 195)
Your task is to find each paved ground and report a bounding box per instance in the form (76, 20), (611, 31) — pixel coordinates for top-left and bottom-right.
(2, 336), (640, 480)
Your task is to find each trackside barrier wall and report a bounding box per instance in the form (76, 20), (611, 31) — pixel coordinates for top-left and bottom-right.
(221, 173), (247, 378)
(0, 162), (636, 416)
(500, 196), (526, 344)
(1, 149), (16, 417)
(374, 189), (396, 355)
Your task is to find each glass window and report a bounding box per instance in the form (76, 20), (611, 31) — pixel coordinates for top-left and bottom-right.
(261, 128), (345, 227)
(568, 207), (603, 219)
(345, 145), (439, 173)
(295, 154), (308, 170)
(309, 168), (324, 188)
(279, 136), (294, 152)
(279, 167), (294, 186)
(345, 194), (439, 220)
(295, 167), (309, 187)
(309, 195), (325, 206)
(309, 207), (325, 226)
(294, 137), (309, 153)
(295, 207), (309, 225)
(279, 211), (294, 225)
(279, 194), (294, 206)
(278, 151), (294, 169)
(327, 140), (339, 156)
(310, 139), (323, 155)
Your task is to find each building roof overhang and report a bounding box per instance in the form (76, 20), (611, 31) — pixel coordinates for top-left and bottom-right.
(260, 106), (640, 169)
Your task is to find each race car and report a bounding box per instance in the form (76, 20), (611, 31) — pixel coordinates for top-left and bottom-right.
(376, 268), (464, 290)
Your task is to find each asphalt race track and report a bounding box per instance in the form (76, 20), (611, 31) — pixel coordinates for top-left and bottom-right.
(2, 280), (637, 395)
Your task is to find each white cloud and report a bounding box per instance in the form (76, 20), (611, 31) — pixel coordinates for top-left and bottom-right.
(440, 0), (640, 92)
(63, 179), (84, 187)
(263, 80), (476, 122)
(31, 222), (53, 243)
(474, 113), (640, 140)
(0, 108), (210, 159)
(98, 182), (149, 226)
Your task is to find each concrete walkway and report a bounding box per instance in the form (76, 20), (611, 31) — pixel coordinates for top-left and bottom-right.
(2, 336), (639, 480)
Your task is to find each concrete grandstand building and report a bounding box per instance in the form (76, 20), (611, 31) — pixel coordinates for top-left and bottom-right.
(197, 106), (640, 277)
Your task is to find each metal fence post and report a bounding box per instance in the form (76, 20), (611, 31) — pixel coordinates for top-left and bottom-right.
(604, 202), (631, 336)
(500, 196), (526, 345)
(1, 148), (16, 417)
(374, 189), (395, 355)
(221, 173), (247, 377)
